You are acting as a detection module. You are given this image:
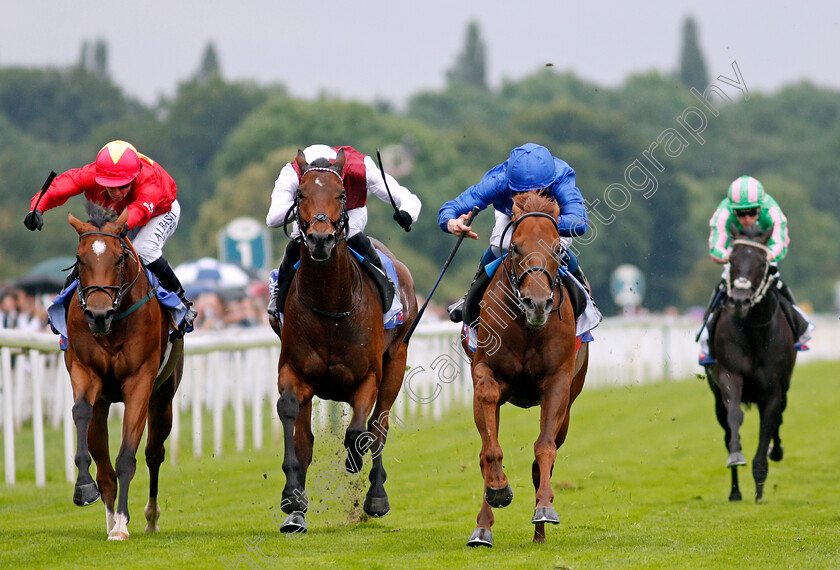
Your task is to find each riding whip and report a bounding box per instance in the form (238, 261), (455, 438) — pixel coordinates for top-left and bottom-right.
(32, 170), (57, 212)
(402, 206), (480, 344)
(375, 148), (411, 232)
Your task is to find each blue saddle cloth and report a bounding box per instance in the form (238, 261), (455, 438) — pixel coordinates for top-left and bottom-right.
(47, 270), (188, 350)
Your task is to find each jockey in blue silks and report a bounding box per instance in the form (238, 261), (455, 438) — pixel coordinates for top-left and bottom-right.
(438, 143), (591, 323)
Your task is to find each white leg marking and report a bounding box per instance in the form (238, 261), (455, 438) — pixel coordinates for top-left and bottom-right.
(107, 512), (130, 541)
(105, 506), (115, 534)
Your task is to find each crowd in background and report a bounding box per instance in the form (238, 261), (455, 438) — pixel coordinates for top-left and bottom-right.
(0, 287), (49, 331)
(0, 280), (275, 333)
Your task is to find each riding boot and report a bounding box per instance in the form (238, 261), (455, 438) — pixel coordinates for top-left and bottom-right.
(448, 259), (485, 323)
(774, 278), (814, 348)
(347, 232), (394, 312)
(267, 240), (301, 320)
(146, 256), (197, 333)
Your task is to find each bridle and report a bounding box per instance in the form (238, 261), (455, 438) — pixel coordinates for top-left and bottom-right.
(284, 166), (350, 242)
(726, 238), (774, 307)
(499, 212), (564, 312)
(75, 230), (144, 316)
(286, 165), (359, 318)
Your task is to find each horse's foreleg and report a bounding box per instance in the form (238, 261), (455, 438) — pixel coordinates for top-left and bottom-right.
(472, 363), (511, 508)
(276, 365), (312, 533)
(144, 378), (176, 533)
(109, 381), (153, 541)
(362, 347), (406, 518)
(344, 372), (379, 474)
(753, 396), (784, 502)
(715, 370), (746, 468)
(292, 401), (314, 495)
(88, 400), (116, 533)
(71, 391), (101, 507)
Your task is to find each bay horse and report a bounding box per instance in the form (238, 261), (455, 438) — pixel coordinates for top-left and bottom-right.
(705, 223), (795, 502)
(464, 191), (589, 547)
(65, 204), (184, 540)
(272, 149), (417, 534)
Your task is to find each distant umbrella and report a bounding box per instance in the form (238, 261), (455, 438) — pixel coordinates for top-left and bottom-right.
(13, 256), (76, 295)
(174, 257), (253, 297)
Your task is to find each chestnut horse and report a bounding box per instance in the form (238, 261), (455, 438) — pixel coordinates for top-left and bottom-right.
(464, 191), (589, 547)
(272, 149), (417, 534)
(65, 204), (183, 540)
(706, 223), (795, 502)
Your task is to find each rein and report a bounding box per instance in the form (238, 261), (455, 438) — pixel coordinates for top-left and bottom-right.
(499, 212), (564, 314)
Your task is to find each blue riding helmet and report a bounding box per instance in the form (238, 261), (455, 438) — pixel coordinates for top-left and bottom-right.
(506, 143), (556, 192)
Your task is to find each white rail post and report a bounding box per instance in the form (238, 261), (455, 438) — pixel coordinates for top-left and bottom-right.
(2, 347), (15, 486)
(191, 354), (203, 460)
(233, 351), (245, 452)
(31, 351), (46, 486)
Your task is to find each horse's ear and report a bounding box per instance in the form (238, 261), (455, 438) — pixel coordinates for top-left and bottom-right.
(511, 193), (525, 218)
(727, 220), (740, 239)
(68, 213), (86, 235)
(333, 148), (346, 174)
(295, 149), (308, 171)
(758, 227), (773, 244)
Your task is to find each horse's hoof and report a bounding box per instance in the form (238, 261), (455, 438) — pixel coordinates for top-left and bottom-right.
(73, 482), (100, 506)
(755, 485), (764, 503)
(729, 491), (742, 502)
(532, 506), (560, 525)
(768, 444), (784, 462)
(467, 527), (493, 548)
(485, 484), (513, 508)
(107, 530), (129, 541)
(726, 452), (746, 467)
(280, 512), (307, 534)
(363, 495), (391, 518)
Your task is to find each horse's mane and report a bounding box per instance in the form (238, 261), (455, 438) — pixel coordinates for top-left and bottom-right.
(512, 190), (560, 220)
(85, 201), (119, 229)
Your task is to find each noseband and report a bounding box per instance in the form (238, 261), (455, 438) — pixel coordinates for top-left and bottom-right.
(76, 230), (140, 313)
(500, 212), (564, 310)
(726, 239), (774, 307)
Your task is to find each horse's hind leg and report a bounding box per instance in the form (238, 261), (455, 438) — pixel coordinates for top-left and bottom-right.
(88, 400), (117, 533)
(530, 380), (572, 543)
(144, 378), (177, 533)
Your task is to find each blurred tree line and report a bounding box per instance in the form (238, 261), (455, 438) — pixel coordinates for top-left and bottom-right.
(2, 18), (839, 314)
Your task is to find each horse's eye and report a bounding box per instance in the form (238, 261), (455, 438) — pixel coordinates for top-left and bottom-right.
(509, 243), (519, 256)
(296, 190), (303, 200)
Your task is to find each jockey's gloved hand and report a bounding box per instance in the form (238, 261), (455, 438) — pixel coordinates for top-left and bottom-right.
(393, 210), (412, 231)
(24, 210), (43, 231)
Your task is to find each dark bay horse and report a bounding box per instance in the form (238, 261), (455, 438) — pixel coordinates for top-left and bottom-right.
(464, 191), (589, 547)
(706, 223), (795, 502)
(65, 205), (183, 540)
(272, 149), (417, 534)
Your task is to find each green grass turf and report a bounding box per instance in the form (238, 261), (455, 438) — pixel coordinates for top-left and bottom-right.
(1, 361), (839, 569)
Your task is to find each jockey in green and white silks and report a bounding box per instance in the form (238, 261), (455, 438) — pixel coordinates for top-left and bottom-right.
(708, 175), (788, 263)
(698, 175), (813, 365)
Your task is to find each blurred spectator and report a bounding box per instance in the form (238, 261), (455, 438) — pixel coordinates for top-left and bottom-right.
(192, 291), (226, 331)
(1, 288), (19, 328)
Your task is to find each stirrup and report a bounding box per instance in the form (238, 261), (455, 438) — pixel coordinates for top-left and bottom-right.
(448, 298), (465, 323)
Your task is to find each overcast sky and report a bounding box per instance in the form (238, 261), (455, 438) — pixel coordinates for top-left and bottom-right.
(1, 1), (838, 107)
